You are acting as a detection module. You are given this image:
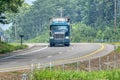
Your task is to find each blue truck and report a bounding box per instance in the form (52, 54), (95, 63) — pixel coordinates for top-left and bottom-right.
(49, 18), (70, 47)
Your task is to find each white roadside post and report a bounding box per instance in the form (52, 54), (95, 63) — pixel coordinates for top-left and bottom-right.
(37, 63), (41, 70)
(88, 58), (91, 72)
(62, 64), (65, 72)
(114, 54), (117, 69)
(31, 64), (34, 72)
(50, 62), (52, 71)
(44, 64), (46, 70)
(106, 56), (109, 70)
(99, 57), (101, 70)
(22, 73), (27, 80)
(76, 61), (79, 71)
(114, 45), (117, 69)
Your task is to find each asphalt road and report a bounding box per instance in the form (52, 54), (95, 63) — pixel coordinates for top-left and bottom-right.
(0, 43), (114, 72)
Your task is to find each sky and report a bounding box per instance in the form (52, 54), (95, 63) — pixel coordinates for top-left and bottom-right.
(0, 0), (36, 31)
(25, 0), (36, 5)
(0, 23), (12, 31)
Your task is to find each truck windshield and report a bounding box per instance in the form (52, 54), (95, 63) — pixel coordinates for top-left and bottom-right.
(50, 26), (68, 31)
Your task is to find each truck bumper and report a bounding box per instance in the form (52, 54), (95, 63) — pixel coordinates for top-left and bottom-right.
(50, 39), (70, 44)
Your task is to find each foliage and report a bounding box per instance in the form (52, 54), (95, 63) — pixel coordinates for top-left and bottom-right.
(0, 41), (27, 54)
(71, 23), (96, 42)
(115, 46), (120, 53)
(32, 69), (120, 80)
(0, 0), (24, 13)
(25, 22), (120, 43)
(4, 0), (120, 42)
(27, 30), (49, 43)
(0, 0), (24, 24)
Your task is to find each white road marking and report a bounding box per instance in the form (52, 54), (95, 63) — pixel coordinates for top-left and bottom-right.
(71, 47), (75, 50)
(0, 43), (110, 72)
(58, 52), (63, 54)
(47, 56), (52, 58)
(32, 59), (37, 62)
(0, 46), (48, 60)
(67, 50), (70, 52)
(10, 62), (17, 64)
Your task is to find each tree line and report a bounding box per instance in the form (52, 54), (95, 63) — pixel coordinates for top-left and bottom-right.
(0, 0), (24, 24)
(5, 0), (120, 42)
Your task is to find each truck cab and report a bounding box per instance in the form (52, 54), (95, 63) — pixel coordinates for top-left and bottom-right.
(49, 18), (70, 47)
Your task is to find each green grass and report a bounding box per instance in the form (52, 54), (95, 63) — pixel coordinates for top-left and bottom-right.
(111, 42), (120, 45)
(32, 69), (120, 80)
(0, 41), (27, 54)
(115, 46), (120, 53)
(111, 42), (120, 53)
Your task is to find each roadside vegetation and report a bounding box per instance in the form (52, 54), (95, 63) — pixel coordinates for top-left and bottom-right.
(0, 41), (27, 54)
(25, 22), (120, 43)
(31, 69), (120, 80)
(115, 46), (120, 53)
(111, 42), (120, 53)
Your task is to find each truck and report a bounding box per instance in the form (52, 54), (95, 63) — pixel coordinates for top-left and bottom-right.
(49, 17), (70, 47)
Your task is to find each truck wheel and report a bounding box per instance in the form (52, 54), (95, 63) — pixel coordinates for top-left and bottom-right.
(65, 43), (70, 46)
(50, 43), (55, 47)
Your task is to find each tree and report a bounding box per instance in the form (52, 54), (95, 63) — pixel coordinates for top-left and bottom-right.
(0, 0), (24, 24)
(6, 0), (120, 42)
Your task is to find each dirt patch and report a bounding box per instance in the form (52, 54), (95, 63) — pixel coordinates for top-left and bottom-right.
(0, 70), (29, 80)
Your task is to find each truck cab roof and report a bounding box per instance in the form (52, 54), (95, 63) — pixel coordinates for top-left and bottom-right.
(50, 18), (70, 26)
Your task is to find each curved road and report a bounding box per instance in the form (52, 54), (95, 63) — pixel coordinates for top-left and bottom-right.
(0, 43), (114, 72)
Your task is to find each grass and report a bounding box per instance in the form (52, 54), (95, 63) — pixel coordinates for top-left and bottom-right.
(111, 42), (120, 45)
(115, 46), (120, 53)
(0, 41), (27, 54)
(111, 42), (120, 53)
(32, 69), (120, 80)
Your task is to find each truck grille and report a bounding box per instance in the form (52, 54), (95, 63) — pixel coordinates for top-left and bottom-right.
(54, 32), (65, 40)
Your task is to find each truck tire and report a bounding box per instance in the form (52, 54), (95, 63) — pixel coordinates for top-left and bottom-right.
(65, 43), (70, 46)
(50, 43), (55, 47)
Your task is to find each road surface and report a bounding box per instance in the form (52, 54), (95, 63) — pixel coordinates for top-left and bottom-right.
(0, 43), (114, 72)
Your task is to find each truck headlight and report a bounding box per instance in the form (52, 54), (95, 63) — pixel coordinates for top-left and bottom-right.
(65, 36), (69, 39)
(50, 36), (54, 39)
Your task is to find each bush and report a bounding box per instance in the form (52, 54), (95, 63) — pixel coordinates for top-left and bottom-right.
(116, 46), (120, 53)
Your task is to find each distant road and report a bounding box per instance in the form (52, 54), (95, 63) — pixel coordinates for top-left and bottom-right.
(0, 43), (114, 72)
